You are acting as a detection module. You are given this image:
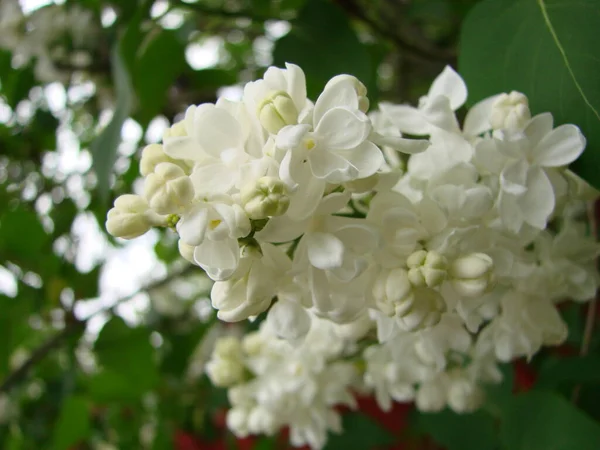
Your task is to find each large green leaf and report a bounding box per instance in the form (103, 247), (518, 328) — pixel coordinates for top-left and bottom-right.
(459, 0), (600, 188)
(133, 29), (187, 125)
(90, 40), (135, 203)
(322, 412), (395, 450)
(501, 391), (600, 450)
(416, 409), (498, 450)
(51, 396), (91, 450)
(273, 0), (372, 100)
(94, 317), (159, 393)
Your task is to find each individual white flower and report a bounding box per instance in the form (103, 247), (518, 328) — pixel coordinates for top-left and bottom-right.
(379, 65), (467, 135)
(105, 194), (165, 239)
(241, 176), (290, 219)
(482, 113), (586, 232)
(406, 249), (448, 288)
(211, 242), (291, 321)
(449, 253), (495, 297)
(144, 162), (195, 214)
(277, 75), (384, 185)
(177, 200), (251, 280)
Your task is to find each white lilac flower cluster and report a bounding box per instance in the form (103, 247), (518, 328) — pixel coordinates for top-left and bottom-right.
(106, 64), (599, 448)
(0, 0), (97, 83)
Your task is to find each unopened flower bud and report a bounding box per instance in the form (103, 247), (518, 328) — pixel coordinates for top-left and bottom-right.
(372, 268), (412, 316)
(450, 253), (494, 297)
(258, 91), (298, 134)
(214, 336), (243, 359)
(447, 378), (484, 413)
(242, 332), (264, 356)
(205, 358), (245, 387)
(227, 408), (250, 437)
(140, 143), (182, 176)
(416, 380), (446, 413)
(395, 287), (446, 331)
(490, 91), (531, 130)
(324, 74), (370, 112)
(241, 176), (290, 219)
(407, 250), (447, 288)
(106, 194), (161, 239)
(248, 407), (278, 435)
(144, 162), (194, 215)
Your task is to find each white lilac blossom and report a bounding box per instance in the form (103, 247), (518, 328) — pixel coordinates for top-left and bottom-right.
(107, 64), (599, 449)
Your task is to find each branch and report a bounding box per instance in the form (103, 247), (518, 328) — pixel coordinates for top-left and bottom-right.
(572, 199), (599, 403)
(335, 0), (456, 63)
(174, 1), (277, 22)
(0, 264), (197, 393)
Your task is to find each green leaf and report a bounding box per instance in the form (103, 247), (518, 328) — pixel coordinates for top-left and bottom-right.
(459, 0), (600, 188)
(52, 396), (91, 450)
(273, 0), (372, 99)
(501, 390), (600, 450)
(134, 29), (187, 125)
(323, 412), (395, 450)
(90, 40), (135, 203)
(537, 356), (600, 388)
(0, 207), (48, 261)
(94, 317), (158, 393)
(416, 409), (498, 450)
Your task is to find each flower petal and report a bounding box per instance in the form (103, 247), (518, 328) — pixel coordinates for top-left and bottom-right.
(518, 167), (555, 229)
(532, 124), (586, 167)
(379, 102), (430, 135)
(193, 104), (243, 157)
(313, 77), (359, 124)
(194, 237), (240, 281)
(306, 231), (344, 269)
(177, 206), (208, 246)
(338, 141), (384, 179)
(463, 94), (500, 137)
(315, 107), (371, 150)
(255, 214), (308, 243)
(428, 66), (467, 110)
(421, 95), (460, 133)
(190, 162), (235, 195)
(523, 112), (553, 146)
(276, 124), (311, 149)
(286, 175), (326, 220)
(285, 63), (307, 112)
(266, 299), (311, 341)
(163, 135), (203, 160)
(500, 159), (529, 195)
(308, 149), (356, 182)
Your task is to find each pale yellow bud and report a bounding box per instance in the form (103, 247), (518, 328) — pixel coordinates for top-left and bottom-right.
(490, 91), (531, 130)
(105, 194), (157, 239)
(407, 250), (447, 288)
(240, 176), (290, 219)
(449, 253), (495, 297)
(395, 287), (445, 331)
(144, 162), (194, 215)
(258, 91), (298, 134)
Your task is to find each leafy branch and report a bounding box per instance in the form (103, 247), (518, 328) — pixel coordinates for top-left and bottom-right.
(0, 264), (197, 393)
